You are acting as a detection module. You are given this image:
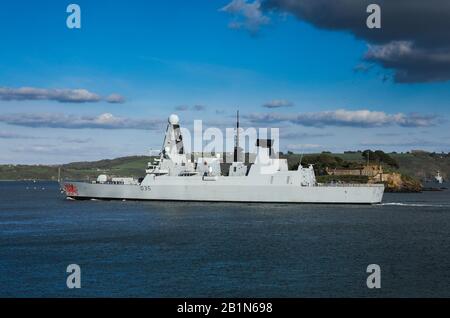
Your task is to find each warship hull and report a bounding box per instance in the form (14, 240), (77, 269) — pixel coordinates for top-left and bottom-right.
(62, 178), (384, 204)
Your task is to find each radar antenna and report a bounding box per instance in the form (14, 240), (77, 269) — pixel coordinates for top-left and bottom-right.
(234, 110), (240, 162)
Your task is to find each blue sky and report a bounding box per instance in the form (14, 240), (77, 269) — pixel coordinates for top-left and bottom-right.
(0, 0), (449, 164)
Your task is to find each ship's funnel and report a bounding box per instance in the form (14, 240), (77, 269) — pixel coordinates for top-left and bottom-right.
(256, 139), (273, 148)
(256, 139), (274, 158)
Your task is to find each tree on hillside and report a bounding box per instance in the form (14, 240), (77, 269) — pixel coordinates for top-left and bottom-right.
(362, 150), (399, 168)
(300, 154), (346, 175)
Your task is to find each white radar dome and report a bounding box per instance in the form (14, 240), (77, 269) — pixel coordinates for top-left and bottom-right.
(168, 114), (179, 125)
(97, 174), (108, 183)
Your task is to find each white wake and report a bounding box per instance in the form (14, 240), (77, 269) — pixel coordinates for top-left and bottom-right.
(378, 202), (448, 207)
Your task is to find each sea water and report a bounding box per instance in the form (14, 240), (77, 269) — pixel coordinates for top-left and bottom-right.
(0, 181), (449, 297)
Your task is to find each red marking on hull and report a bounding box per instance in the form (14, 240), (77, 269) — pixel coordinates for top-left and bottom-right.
(64, 183), (78, 196)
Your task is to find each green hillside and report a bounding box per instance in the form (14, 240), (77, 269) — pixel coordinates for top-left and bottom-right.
(284, 151), (449, 181)
(0, 156), (153, 181)
(391, 152), (449, 180)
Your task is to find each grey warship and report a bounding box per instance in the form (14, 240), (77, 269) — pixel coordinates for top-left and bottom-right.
(61, 114), (384, 204)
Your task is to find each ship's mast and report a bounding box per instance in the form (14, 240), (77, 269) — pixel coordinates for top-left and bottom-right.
(234, 110), (239, 162)
(160, 114), (184, 158)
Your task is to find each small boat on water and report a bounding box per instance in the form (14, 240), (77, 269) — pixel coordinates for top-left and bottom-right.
(435, 171), (444, 184)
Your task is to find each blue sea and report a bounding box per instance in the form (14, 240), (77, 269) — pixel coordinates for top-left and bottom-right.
(1, 181), (449, 297)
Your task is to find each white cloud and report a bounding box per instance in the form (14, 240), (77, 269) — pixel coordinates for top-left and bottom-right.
(262, 99), (294, 108)
(366, 41), (415, 62)
(286, 143), (323, 150)
(280, 130), (332, 139)
(10, 144), (110, 157)
(105, 93), (126, 104)
(360, 139), (450, 148)
(0, 113), (164, 130)
(175, 105), (189, 111)
(0, 87), (125, 104)
(220, 0), (270, 33)
(193, 104), (207, 111)
(174, 105), (207, 111)
(0, 131), (41, 139)
(244, 109), (440, 128)
(59, 137), (93, 144)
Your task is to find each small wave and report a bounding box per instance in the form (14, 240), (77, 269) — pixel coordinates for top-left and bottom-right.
(378, 202), (447, 207)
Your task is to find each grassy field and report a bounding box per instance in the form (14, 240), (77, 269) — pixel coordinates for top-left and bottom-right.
(0, 156), (154, 181)
(391, 152), (449, 180)
(1, 152), (449, 181)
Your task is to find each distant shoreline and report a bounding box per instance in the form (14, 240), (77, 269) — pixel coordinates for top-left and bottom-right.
(0, 179), (58, 182)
